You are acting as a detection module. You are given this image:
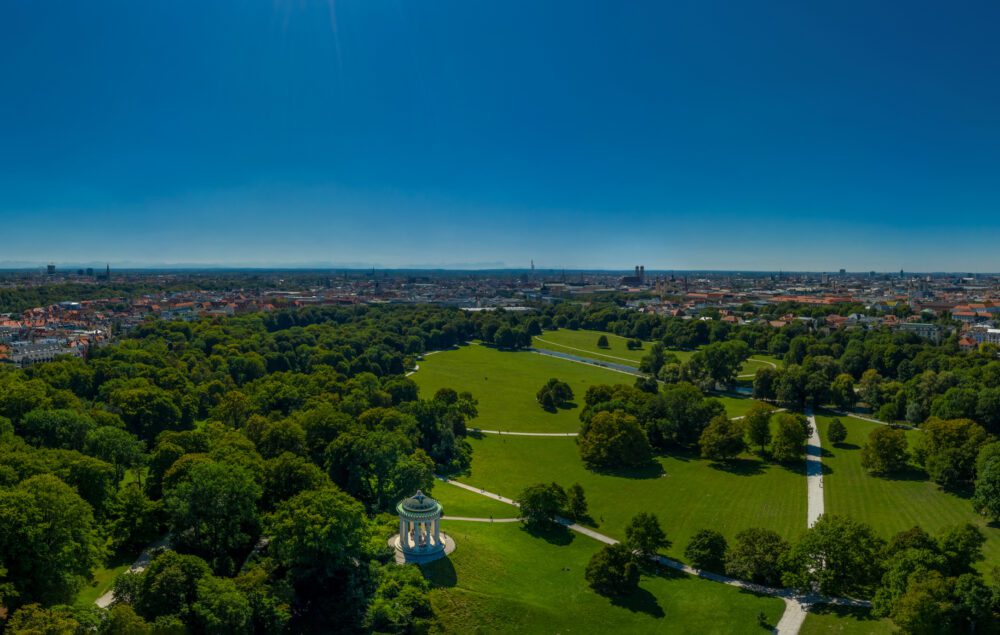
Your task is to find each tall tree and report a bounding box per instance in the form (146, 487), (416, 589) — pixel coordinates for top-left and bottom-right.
(0, 474), (103, 606)
(860, 427), (909, 475)
(698, 414), (746, 462)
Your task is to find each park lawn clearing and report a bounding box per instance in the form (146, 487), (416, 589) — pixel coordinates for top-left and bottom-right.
(424, 520), (785, 634)
(412, 345), (634, 433)
(816, 414), (1000, 570)
(75, 556), (133, 607)
(433, 480), (520, 519)
(457, 434), (806, 564)
(799, 604), (894, 634)
(711, 394), (764, 419)
(533, 328), (650, 365)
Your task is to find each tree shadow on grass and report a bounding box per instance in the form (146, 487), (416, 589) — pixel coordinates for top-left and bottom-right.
(708, 458), (766, 477)
(609, 586), (665, 618)
(522, 523), (575, 546)
(806, 602), (879, 624)
(420, 556), (458, 588)
(880, 466), (932, 483)
(591, 461), (665, 480)
(833, 442), (860, 451)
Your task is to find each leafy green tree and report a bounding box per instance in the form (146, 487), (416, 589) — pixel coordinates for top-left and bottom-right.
(698, 414), (746, 462)
(517, 482), (568, 529)
(752, 367), (778, 401)
(5, 603), (81, 634)
(973, 456), (1000, 522)
(262, 452), (329, 510)
(566, 483), (588, 521)
(325, 428), (435, 512)
(84, 425), (145, 483)
(536, 378), (574, 411)
(684, 529), (728, 573)
(164, 460), (262, 569)
(916, 418), (990, 488)
(0, 474), (103, 606)
(128, 550), (212, 623)
(782, 515), (884, 597)
(890, 572), (954, 635)
(860, 427), (909, 475)
(585, 543), (640, 597)
(578, 410), (653, 469)
(257, 419), (308, 458)
(742, 402), (773, 454)
(649, 382), (725, 448)
(267, 487), (371, 585)
(639, 342), (666, 376)
(364, 563), (433, 634)
(192, 575), (252, 634)
(770, 413), (811, 463)
(99, 604), (152, 635)
(775, 365), (808, 409)
(725, 528), (789, 586)
(597, 335), (610, 349)
(931, 387), (978, 421)
(827, 418), (847, 445)
(938, 523), (986, 576)
(108, 385), (183, 441)
(18, 408), (94, 450)
(109, 483), (163, 552)
(625, 512), (668, 558)
(830, 374), (858, 410)
(974, 387), (1000, 434)
(953, 573), (993, 631)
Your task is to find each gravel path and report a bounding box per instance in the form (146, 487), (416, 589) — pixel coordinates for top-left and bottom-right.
(435, 476), (868, 635)
(806, 409), (824, 528)
(443, 515), (521, 523)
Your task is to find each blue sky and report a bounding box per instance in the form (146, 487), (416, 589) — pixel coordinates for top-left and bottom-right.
(2, 1), (999, 271)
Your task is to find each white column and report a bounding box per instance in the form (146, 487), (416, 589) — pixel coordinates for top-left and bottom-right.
(399, 518), (406, 548)
(434, 518), (440, 545)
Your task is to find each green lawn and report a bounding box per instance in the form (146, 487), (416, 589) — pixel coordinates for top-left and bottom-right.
(816, 414), (1000, 570)
(800, 605), (894, 634)
(425, 521), (784, 634)
(413, 345), (641, 433)
(712, 394), (763, 419)
(415, 345), (766, 434)
(433, 481), (521, 519)
(75, 557), (132, 607)
(532, 328), (654, 365)
(458, 434), (806, 563)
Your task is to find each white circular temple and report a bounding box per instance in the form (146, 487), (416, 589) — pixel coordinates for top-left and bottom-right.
(390, 489), (455, 563)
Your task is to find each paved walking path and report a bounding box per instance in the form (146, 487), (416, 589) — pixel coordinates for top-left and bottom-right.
(805, 409), (824, 528)
(533, 338), (641, 366)
(530, 348), (647, 378)
(443, 515), (521, 523)
(436, 476), (867, 635)
(95, 536), (170, 608)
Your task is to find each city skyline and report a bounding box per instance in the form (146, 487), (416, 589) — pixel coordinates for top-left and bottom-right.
(3, 1), (1000, 270)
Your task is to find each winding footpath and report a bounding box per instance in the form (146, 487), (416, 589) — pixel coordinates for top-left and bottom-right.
(437, 469), (866, 635)
(414, 347), (857, 632)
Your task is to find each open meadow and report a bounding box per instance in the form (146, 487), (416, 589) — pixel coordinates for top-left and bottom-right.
(816, 413), (1000, 570)
(532, 328), (654, 365)
(413, 345), (632, 433)
(457, 433), (806, 563)
(423, 520), (785, 634)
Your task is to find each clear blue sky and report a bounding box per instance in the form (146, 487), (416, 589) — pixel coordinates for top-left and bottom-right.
(2, 1), (999, 271)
